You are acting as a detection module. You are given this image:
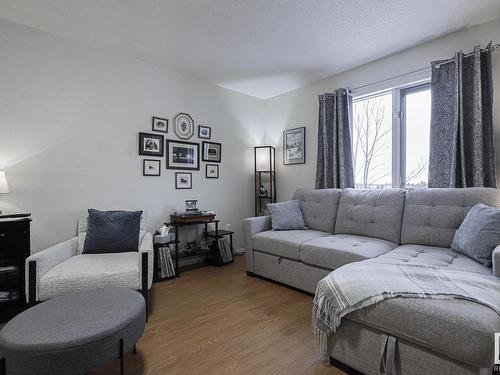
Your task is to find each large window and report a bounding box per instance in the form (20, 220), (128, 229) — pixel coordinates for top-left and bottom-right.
(352, 83), (431, 189)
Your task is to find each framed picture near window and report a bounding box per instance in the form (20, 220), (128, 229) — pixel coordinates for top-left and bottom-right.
(202, 141), (221, 163)
(198, 125), (211, 139)
(139, 132), (164, 157)
(206, 164), (219, 178)
(152, 116), (168, 133)
(283, 127), (306, 165)
(175, 172), (192, 189)
(143, 159), (161, 176)
(166, 140), (200, 170)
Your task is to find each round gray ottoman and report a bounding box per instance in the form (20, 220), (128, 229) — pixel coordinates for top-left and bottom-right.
(0, 287), (146, 375)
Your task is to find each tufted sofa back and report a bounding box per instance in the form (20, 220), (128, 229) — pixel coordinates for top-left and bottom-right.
(292, 188), (341, 233)
(401, 188), (500, 248)
(334, 189), (406, 243)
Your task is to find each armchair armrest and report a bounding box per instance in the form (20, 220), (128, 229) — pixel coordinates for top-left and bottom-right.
(25, 237), (78, 303)
(139, 232), (153, 289)
(242, 216), (272, 272)
(493, 245), (500, 277)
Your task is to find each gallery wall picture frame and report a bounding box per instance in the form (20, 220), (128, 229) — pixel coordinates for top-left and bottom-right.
(198, 125), (211, 139)
(283, 126), (306, 165)
(175, 172), (192, 189)
(166, 140), (200, 170)
(139, 132), (164, 157)
(152, 116), (169, 133)
(202, 141), (222, 163)
(173, 113), (194, 139)
(205, 164), (219, 178)
(143, 159), (161, 176)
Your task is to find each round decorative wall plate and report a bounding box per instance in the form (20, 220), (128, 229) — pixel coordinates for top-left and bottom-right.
(174, 113), (194, 140)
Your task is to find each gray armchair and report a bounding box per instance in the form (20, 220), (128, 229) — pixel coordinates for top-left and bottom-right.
(25, 210), (153, 311)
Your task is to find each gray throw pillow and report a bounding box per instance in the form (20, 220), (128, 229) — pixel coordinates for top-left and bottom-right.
(451, 203), (500, 267)
(266, 200), (307, 230)
(83, 209), (143, 254)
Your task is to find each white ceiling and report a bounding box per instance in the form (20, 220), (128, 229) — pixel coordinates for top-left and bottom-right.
(1, 0), (500, 99)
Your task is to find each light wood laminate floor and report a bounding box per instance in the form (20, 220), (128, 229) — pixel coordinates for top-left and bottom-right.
(93, 256), (344, 375)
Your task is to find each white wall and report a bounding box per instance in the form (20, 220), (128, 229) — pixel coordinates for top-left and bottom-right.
(265, 18), (500, 200)
(0, 19), (265, 252)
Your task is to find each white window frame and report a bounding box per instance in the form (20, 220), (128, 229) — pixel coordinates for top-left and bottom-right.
(352, 78), (431, 188)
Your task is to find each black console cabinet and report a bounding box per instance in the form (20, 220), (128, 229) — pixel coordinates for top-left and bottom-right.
(0, 214), (31, 322)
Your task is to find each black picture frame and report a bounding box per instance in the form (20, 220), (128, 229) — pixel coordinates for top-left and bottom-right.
(205, 164), (219, 179)
(139, 132), (164, 157)
(166, 140), (200, 170)
(175, 172), (192, 189)
(283, 127), (306, 165)
(152, 116), (169, 133)
(198, 125), (211, 139)
(202, 141), (222, 163)
(143, 159), (161, 176)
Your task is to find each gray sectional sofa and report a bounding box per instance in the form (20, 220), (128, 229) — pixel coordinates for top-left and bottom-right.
(242, 187), (500, 375)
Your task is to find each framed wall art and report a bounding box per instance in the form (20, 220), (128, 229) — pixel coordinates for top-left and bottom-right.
(166, 140), (200, 170)
(206, 164), (219, 178)
(198, 125), (211, 139)
(143, 159), (161, 176)
(173, 113), (194, 139)
(202, 141), (221, 163)
(139, 132), (164, 157)
(152, 116), (168, 133)
(283, 127), (306, 165)
(175, 172), (192, 189)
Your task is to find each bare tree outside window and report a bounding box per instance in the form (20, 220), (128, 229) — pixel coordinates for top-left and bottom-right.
(352, 93), (392, 189)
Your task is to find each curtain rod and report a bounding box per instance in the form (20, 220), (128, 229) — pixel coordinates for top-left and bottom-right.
(350, 43), (499, 92)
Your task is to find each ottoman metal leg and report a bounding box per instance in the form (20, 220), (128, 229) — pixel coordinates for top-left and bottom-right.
(119, 339), (124, 375)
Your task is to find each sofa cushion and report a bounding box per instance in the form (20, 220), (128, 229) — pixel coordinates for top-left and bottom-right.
(376, 245), (491, 275)
(451, 203), (500, 267)
(335, 189), (406, 243)
(300, 234), (397, 270)
(347, 297), (500, 368)
(251, 230), (329, 260)
(401, 187), (500, 248)
(38, 253), (141, 301)
(292, 188), (341, 233)
(266, 200), (307, 230)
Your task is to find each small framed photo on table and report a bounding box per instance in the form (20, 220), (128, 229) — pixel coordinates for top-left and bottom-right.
(152, 116), (168, 133)
(175, 172), (192, 189)
(202, 141), (221, 163)
(206, 164), (219, 178)
(143, 159), (161, 176)
(139, 132), (164, 157)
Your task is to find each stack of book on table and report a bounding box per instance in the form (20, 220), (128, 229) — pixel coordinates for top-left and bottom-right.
(157, 244), (176, 278)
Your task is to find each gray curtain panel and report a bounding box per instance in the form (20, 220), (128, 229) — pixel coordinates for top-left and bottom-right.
(315, 89), (355, 189)
(428, 43), (496, 188)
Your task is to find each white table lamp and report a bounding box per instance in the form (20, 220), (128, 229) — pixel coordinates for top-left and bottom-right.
(0, 171), (9, 215)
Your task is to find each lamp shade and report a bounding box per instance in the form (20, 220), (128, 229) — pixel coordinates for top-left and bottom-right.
(0, 171), (9, 193)
(254, 146), (275, 172)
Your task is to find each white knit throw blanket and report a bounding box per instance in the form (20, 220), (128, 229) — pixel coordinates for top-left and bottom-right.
(312, 260), (500, 356)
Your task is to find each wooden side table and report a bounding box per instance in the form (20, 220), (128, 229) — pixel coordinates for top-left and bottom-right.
(0, 213), (31, 322)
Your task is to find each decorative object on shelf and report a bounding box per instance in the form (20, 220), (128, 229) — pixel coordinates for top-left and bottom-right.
(283, 126), (306, 165)
(202, 141), (221, 163)
(259, 185), (268, 197)
(143, 159), (161, 176)
(0, 171), (9, 215)
(254, 146), (276, 216)
(206, 164), (219, 178)
(152, 116), (169, 133)
(174, 113), (194, 139)
(166, 140), (200, 170)
(185, 199), (199, 212)
(198, 125), (211, 139)
(175, 172), (192, 189)
(139, 132), (164, 157)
